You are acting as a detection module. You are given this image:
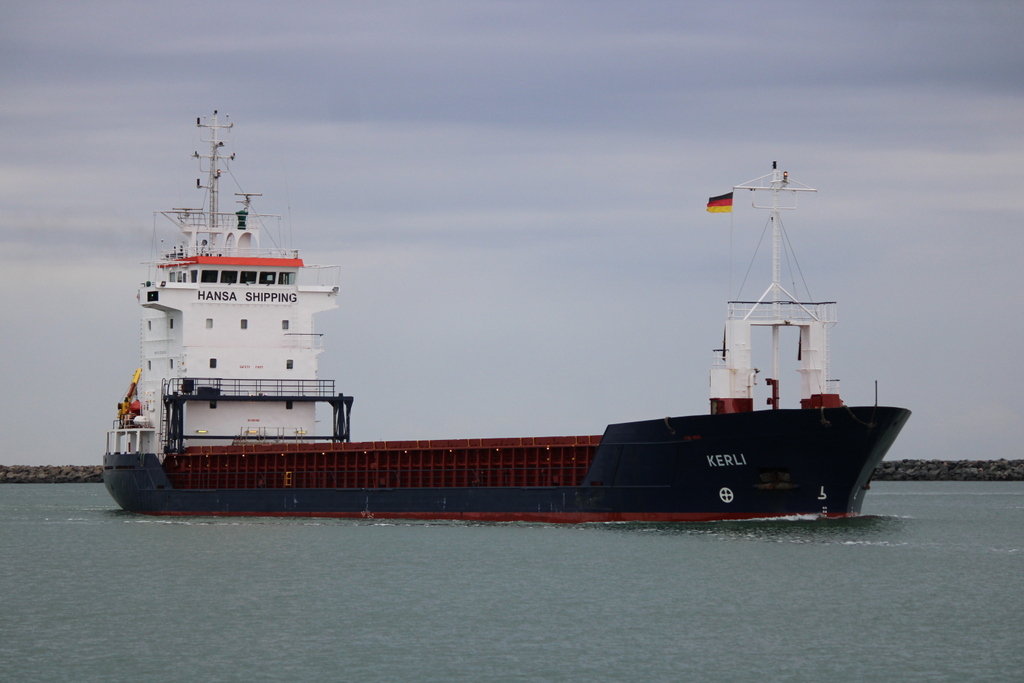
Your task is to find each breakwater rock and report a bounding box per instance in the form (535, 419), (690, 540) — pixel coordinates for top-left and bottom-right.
(0, 465), (104, 484)
(872, 459), (1024, 481)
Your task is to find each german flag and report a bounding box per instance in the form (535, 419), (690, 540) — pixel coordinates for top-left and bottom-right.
(706, 192), (733, 213)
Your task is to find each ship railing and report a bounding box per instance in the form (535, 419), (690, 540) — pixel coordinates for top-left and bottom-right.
(105, 425), (157, 454)
(727, 300), (837, 324)
(167, 377), (336, 398)
(296, 264), (341, 288)
(158, 209), (282, 233)
(231, 426), (318, 443)
(157, 245), (301, 261)
(161, 380), (353, 454)
(283, 333), (324, 351)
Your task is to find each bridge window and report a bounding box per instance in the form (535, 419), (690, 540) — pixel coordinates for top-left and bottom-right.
(220, 270), (238, 284)
(191, 270), (198, 283)
(278, 272), (295, 285)
(201, 270), (218, 283)
(240, 271), (257, 284)
(259, 272), (276, 285)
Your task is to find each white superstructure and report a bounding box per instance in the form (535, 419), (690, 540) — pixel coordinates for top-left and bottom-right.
(709, 163), (841, 414)
(108, 112), (344, 457)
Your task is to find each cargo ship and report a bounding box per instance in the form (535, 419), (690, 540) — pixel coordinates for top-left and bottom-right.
(103, 113), (910, 521)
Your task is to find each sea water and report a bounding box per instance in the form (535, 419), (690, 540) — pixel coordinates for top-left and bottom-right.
(1, 482), (1022, 683)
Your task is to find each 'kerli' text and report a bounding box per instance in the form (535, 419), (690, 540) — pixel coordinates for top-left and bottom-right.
(706, 453), (748, 467)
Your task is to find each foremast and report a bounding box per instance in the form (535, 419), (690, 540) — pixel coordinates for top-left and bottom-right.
(710, 162), (841, 414)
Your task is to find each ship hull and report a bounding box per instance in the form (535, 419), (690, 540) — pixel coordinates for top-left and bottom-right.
(104, 406), (910, 521)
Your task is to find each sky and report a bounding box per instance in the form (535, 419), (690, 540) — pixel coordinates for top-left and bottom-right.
(2, 0), (1023, 465)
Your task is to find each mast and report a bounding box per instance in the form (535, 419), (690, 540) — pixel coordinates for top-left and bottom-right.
(158, 112), (287, 259)
(710, 163), (840, 414)
(195, 110), (234, 228)
(733, 163), (817, 309)
(734, 162), (817, 401)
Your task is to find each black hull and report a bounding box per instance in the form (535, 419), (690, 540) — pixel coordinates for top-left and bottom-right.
(104, 406), (910, 521)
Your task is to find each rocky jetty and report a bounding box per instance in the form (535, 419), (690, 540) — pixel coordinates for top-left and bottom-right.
(872, 459), (1024, 481)
(0, 465), (104, 484)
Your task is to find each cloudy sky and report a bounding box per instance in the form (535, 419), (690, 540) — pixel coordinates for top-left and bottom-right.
(2, 0), (1022, 466)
